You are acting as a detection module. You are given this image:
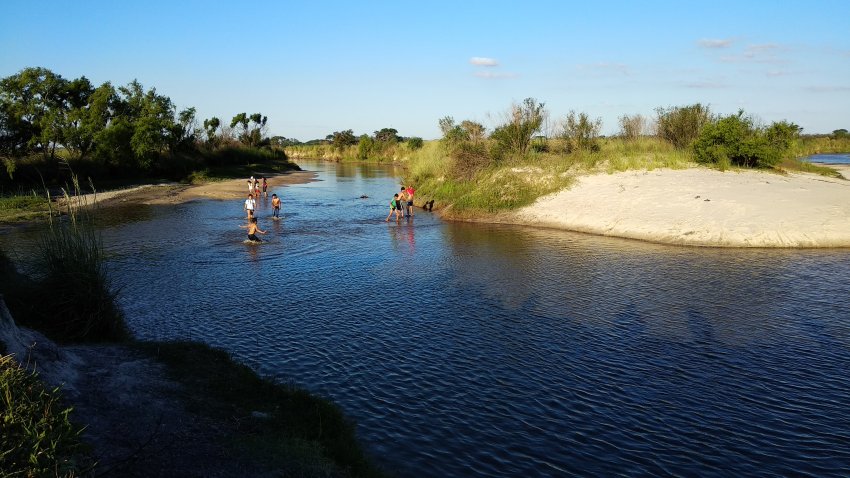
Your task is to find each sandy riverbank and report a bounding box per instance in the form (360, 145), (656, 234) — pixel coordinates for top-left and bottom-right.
(62, 170), (317, 209)
(505, 165), (850, 248)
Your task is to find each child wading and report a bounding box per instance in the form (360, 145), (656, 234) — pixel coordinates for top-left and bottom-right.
(244, 193), (256, 219)
(241, 217), (267, 242)
(385, 194), (401, 222)
(271, 193), (281, 218)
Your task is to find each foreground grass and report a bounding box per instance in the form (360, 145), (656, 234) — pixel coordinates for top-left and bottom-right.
(0, 355), (92, 476)
(136, 341), (384, 478)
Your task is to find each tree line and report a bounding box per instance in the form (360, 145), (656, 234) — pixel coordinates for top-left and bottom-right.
(0, 67), (282, 182)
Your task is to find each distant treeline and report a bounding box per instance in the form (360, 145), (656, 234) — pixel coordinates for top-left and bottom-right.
(0, 67), (289, 187)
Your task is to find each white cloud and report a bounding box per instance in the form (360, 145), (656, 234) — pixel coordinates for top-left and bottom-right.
(698, 38), (733, 49)
(470, 57), (498, 67)
(719, 43), (788, 64)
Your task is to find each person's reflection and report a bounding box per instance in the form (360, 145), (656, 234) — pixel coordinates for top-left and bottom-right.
(405, 221), (415, 252)
(271, 214), (283, 235)
(245, 241), (260, 262)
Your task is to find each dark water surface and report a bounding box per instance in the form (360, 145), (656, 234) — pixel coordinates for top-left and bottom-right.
(3, 161), (850, 477)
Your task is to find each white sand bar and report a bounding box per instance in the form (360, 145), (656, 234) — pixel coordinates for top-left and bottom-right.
(509, 166), (850, 247)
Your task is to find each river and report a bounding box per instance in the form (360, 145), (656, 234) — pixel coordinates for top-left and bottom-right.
(4, 160), (850, 477)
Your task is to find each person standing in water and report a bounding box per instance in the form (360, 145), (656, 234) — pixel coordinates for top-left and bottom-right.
(385, 193), (401, 222)
(240, 217), (267, 242)
(398, 187), (407, 218)
(271, 193), (281, 218)
(405, 184), (415, 217)
(244, 193), (256, 219)
(261, 177), (268, 197)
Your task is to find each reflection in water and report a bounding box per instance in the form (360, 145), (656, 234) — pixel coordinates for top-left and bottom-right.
(1, 161), (849, 477)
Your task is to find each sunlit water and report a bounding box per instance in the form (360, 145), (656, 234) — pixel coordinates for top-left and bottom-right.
(805, 153), (850, 164)
(3, 161), (850, 477)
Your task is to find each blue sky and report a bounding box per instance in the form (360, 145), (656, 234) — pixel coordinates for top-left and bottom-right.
(2, 0), (848, 140)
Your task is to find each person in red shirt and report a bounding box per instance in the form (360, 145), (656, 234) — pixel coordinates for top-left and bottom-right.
(405, 185), (415, 217)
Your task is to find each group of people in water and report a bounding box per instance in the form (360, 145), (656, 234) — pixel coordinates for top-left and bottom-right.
(240, 175), (420, 242)
(242, 175), (281, 242)
(386, 185), (416, 222)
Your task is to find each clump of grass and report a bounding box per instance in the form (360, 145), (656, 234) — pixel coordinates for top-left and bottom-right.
(2, 176), (128, 343)
(0, 355), (91, 476)
(137, 341), (385, 477)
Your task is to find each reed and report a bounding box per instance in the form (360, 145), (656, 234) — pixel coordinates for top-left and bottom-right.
(1, 176), (130, 343)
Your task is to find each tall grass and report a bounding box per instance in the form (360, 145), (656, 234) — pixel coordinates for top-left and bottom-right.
(791, 136), (850, 157)
(2, 176), (128, 343)
(0, 355), (91, 476)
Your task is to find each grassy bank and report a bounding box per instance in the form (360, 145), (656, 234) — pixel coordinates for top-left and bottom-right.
(288, 140), (421, 163)
(403, 137), (695, 217)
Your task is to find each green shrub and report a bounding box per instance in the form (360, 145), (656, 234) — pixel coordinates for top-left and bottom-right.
(1, 355), (89, 476)
(656, 103), (712, 149)
(618, 114), (648, 140)
(407, 137), (424, 150)
(693, 111), (789, 168)
(561, 111), (602, 153)
(489, 98), (546, 156)
(450, 142), (492, 180)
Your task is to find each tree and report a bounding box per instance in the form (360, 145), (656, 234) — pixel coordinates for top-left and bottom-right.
(168, 107), (198, 153)
(203, 117), (221, 145)
(438, 116), (468, 144)
(0, 67), (69, 163)
(330, 129), (357, 150)
(63, 81), (113, 159)
(269, 136), (300, 147)
(374, 127), (399, 142)
(490, 97), (546, 156)
(357, 134), (374, 159)
(230, 112), (267, 147)
(832, 128), (849, 139)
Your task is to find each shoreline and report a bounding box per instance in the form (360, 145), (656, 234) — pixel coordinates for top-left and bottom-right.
(494, 165), (850, 248)
(61, 170), (318, 209)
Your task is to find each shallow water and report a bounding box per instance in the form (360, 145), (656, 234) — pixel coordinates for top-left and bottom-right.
(3, 161), (850, 476)
(804, 153), (850, 164)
